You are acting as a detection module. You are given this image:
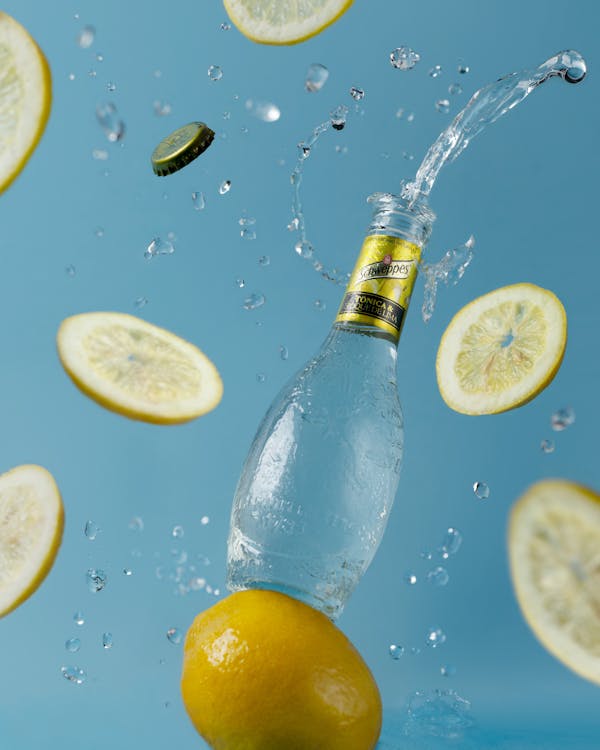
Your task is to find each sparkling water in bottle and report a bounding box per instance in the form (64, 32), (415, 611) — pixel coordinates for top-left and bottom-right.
(227, 192), (435, 619)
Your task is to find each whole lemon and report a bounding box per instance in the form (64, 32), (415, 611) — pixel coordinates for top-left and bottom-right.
(181, 589), (382, 750)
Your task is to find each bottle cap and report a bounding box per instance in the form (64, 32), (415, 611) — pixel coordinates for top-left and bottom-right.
(151, 122), (215, 176)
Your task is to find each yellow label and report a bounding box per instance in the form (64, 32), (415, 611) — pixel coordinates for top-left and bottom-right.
(335, 235), (421, 342)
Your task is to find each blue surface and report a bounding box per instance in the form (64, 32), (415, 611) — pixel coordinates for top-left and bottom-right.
(0, 0), (599, 747)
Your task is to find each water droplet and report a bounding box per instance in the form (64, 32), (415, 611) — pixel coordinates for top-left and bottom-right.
(389, 644), (405, 660)
(409, 646), (421, 656)
(68, 73), (76, 81)
(86, 569), (107, 593)
(84, 520), (100, 540)
(473, 481), (490, 500)
(153, 100), (172, 116)
(404, 572), (417, 585)
(350, 86), (365, 101)
(106, 81), (117, 92)
(241, 228), (257, 240)
(65, 264), (76, 278)
(256, 373), (266, 383)
(77, 25), (95, 48)
(440, 664), (457, 677)
(96, 102), (125, 142)
(458, 62), (470, 74)
(541, 438), (555, 454)
(220, 21), (231, 30)
(330, 105), (348, 130)
(170, 548), (188, 565)
(94, 226), (105, 238)
(427, 566), (449, 587)
(420, 550), (433, 560)
(298, 142), (311, 159)
(243, 293), (266, 311)
(287, 217), (299, 232)
(134, 296), (148, 309)
(245, 99), (281, 123)
(295, 240), (314, 259)
(335, 145), (348, 155)
(305, 63), (329, 92)
(426, 627), (446, 648)
(172, 525), (184, 539)
(92, 148), (109, 160)
(279, 345), (289, 361)
(219, 180), (232, 195)
(145, 237), (175, 260)
(191, 191), (206, 212)
(102, 632), (113, 649)
(440, 527), (462, 557)
(551, 406), (575, 431)
(200, 515), (210, 525)
(65, 638), (81, 653)
(95, 52), (104, 62)
(429, 64), (443, 78)
(314, 299), (326, 311)
(208, 65), (223, 81)
(61, 666), (86, 684)
(390, 47), (420, 71)
(448, 82), (462, 95)
(166, 627), (182, 645)
(73, 612), (85, 626)
(190, 576), (206, 591)
(258, 255), (270, 267)
(403, 151), (415, 161)
(235, 278), (245, 289)
(123, 568), (133, 576)
(128, 516), (144, 533)
(436, 99), (450, 114)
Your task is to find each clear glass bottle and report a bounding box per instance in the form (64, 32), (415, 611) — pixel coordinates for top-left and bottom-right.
(227, 192), (435, 619)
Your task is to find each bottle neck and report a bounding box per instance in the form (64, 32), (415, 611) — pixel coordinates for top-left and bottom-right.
(334, 193), (435, 345)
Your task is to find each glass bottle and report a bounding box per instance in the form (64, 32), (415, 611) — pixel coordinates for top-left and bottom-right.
(227, 192), (435, 619)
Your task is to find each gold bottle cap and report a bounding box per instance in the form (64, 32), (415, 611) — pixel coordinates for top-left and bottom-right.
(151, 122), (215, 176)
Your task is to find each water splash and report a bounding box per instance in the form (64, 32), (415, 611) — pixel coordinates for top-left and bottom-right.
(421, 235), (475, 322)
(403, 50), (586, 204)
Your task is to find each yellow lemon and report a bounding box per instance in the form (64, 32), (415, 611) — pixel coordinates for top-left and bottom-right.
(0, 464), (63, 618)
(181, 589), (382, 750)
(436, 283), (567, 415)
(57, 312), (223, 425)
(223, 0), (353, 45)
(0, 12), (52, 194)
(509, 479), (600, 685)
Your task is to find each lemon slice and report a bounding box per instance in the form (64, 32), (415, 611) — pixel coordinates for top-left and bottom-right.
(508, 479), (600, 685)
(223, 0), (353, 45)
(0, 465), (64, 618)
(436, 283), (567, 415)
(0, 12), (52, 194)
(57, 312), (224, 424)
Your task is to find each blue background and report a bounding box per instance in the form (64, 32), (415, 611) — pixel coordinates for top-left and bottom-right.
(1, 0), (599, 747)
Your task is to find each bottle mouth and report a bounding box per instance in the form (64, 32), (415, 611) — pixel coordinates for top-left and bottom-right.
(367, 191), (436, 247)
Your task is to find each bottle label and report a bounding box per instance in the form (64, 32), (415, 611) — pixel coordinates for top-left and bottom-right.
(335, 235), (421, 342)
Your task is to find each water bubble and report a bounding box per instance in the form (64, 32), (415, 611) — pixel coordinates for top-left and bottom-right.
(134, 297), (148, 309)
(448, 82), (462, 95)
(436, 99), (450, 114)
(235, 278), (245, 289)
(170, 548), (188, 565)
(541, 438), (555, 454)
(429, 64), (443, 78)
(440, 527), (462, 557)
(458, 63), (470, 75)
(389, 644), (405, 660)
(166, 627), (182, 645)
(350, 86), (365, 101)
(279, 345), (289, 361)
(190, 576), (206, 591)
(426, 627), (446, 648)
(73, 612), (85, 626)
(390, 47), (420, 71)
(562, 52), (586, 83)
(404, 572), (417, 585)
(295, 240), (314, 259)
(208, 65), (223, 81)
(219, 180), (232, 195)
(128, 516), (144, 533)
(86, 569), (107, 593)
(95, 52), (104, 63)
(243, 293), (266, 311)
(220, 21), (231, 30)
(305, 63), (329, 92)
(330, 104), (348, 130)
(172, 525), (184, 539)
(551, 406), (575, 431)
(191, 191), (206, 212)
(77, 25), (95, 48)
(68, 73), (76, 81)
(440, 664), (457, 678)
(153, 100), (172, 116)
(256, 373), (266, 383)
(106, 81), (117, 92)
(84, 520), (100, 541)
(94, 227), (105, 238)
(409, 647), (421, 656)
(102, 632), (113, 650)
(420, 550), (433, 560)
(92, 148), (109, 160)
(65, 264), (76, 278)
(427, 566), (449, 587)
(241, 228), (256, 241)
(200, 515), (210, 525)
(245, 99), (281, 123)
(65, 638), (81, 653)
(61, 666), (86, 684)
(258, 255), (270, 267)
(145, 237), (174, 260)
(96, 102), (125, 142)
(473, 481), (490, 500)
